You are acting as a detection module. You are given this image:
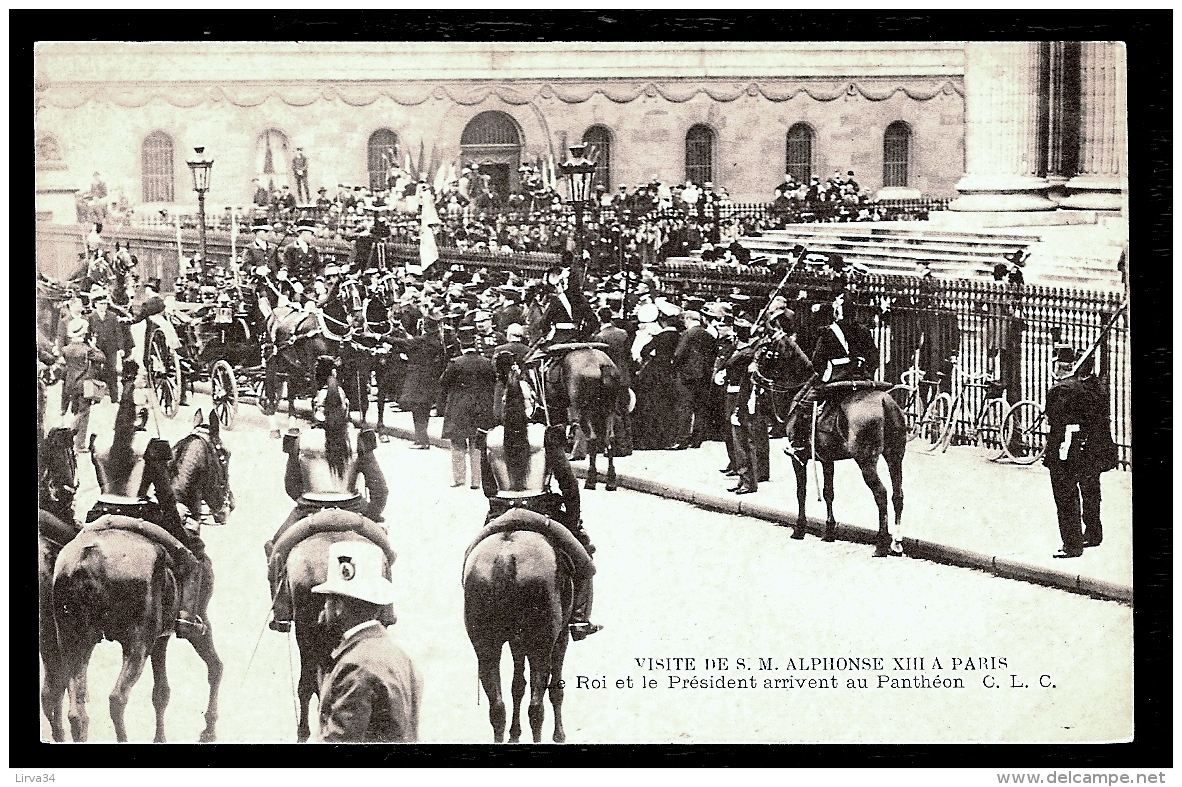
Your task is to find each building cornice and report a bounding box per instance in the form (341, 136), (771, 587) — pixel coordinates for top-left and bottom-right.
(35, 41), (966, 84)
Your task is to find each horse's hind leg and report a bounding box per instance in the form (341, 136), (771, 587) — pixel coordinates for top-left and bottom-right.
(476, 647), (507, 743)
(822, 461), (837, 542)
(549, 635), (570, 743)
(149, 638), (170, 742)
(858, 458), (892, 557)
(605, 417), (618, 492)
(110, 640), (149, 742)
(507, 643), (527, 743)
(186, 622), (223, 742)
(585, 444), (598, 490)
(886, 453), (905, 555)
(525, 649), (553, 743)
(60, 641), (95, 742)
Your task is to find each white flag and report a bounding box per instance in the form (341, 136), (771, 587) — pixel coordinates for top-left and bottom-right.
(414, 211), (437, 275)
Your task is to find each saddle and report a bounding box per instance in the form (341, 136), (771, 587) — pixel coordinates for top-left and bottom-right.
(269, 509), (395, 578)
(545, 342), (609, 356)
(463, 508), (595, 584)
(268, 308), (320, 347)
(81, 514), (197, 576)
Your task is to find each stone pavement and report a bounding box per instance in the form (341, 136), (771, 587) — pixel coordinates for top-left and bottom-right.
(369, 409), (1132, 605)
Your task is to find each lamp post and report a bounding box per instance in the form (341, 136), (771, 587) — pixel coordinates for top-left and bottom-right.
(186, 146), (214, 280)
(559, 142), (596, 290)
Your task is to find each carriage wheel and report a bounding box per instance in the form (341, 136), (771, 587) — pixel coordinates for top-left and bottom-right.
(148, 330), (182, 418)
(210, 360), (239, 430)
(887, 384), (922, 441)
(1001, 400), (1048, 465)
(919, 392), (952, 451)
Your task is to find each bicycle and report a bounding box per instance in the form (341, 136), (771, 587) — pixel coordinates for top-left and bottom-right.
(919, 357), (1011, 458)
(886, 355), (941, 442)
(999, 399), (1048, 465)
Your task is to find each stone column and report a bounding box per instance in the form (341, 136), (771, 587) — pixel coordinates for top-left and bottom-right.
(1061, 42), (1127, 211)
(950, 42), (1057, 212)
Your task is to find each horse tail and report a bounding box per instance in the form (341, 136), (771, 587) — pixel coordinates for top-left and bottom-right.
(55, 546), (109, 648)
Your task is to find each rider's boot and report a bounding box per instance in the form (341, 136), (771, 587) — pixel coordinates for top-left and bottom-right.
(176, 556), (209, 640)
(269, 578), (293, 633)
(569, 577), (602, 642)
(568, 519), (597, 557)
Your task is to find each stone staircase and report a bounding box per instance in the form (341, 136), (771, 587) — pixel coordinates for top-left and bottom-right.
(713, 221), (1126, 292)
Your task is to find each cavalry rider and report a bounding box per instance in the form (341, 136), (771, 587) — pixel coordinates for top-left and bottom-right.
(783, 291), (879, 458)
(479, 352), (602, 641)
(264, 357), (391, 633)
(536, 256), (597, 347)
(87, 361), (211, 639)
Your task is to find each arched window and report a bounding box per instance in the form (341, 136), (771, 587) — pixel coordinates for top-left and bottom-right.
(461, 111), (521, 146)
(256, 128), (290, 191)
(141, 131), (174, 203)
(367, 129), (399, 191)
(883, 121), (912, 188)
(785, 123), (814, 185)
(685, 124), (715, 186)
(582, 125), (613, 191)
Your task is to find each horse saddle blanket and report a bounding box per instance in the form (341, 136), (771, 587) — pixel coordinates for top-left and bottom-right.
(270, 509), (395, 577)
(82, 515), (196, 574)
(815, 380), (893, 397)
(545, 342), (609, 356)
(463, 508), (594, 583)
(269, 308), (320, 346)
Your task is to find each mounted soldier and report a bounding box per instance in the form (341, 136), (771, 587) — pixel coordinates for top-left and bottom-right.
(282, 220), (324, 303)
(478, 351), (602, 641)
(264, 356), (391, 633)
(85, 361), (211, 638)
(784, 291), (881, 458)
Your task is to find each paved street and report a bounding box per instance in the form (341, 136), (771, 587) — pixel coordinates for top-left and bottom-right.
(41, 390), (1132, 744)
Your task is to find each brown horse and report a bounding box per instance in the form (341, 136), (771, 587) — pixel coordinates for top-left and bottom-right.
(539, 346), (623, 491)
(39, 426), (86, 740)
(46, 411), (232, 742)
(463, 528), (573, 743)
(761, 334), (907, 556)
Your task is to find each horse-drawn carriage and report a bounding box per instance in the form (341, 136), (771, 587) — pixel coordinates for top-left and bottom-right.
(156, 281), (269, 427)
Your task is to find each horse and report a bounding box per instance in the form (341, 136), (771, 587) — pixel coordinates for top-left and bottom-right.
(261, 304), (332, 435)
(38, 426), (86, 741)
(45, 410), (234, 742)
(759, 332), (907, 556)
(463, 529), (573, 743)
(536, 346), (623, 491)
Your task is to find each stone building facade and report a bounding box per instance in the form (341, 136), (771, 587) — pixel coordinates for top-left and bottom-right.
(34, 42), (969, 213)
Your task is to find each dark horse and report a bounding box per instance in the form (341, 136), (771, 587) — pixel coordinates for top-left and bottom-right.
(39, 426), (85, 740)
(758, 333), (907, 556)
(262, 304), (331, 436)
(46, 409), (234, 742)
(536, 346), (623, 491)
(463, 360), (575, 743)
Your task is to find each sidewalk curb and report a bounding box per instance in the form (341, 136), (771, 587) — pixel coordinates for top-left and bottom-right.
(359, 415), (1133, 607)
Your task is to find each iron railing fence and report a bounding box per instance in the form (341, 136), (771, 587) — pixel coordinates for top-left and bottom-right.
(653, 264), (1129, 468)
(129, 197), (951, 234)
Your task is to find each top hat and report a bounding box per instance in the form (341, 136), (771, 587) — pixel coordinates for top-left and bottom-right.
(251, 218), (272, 232)
(87, 283), (109, 301)
(145, 277), (162, 292)
(311, 541), (395, 606)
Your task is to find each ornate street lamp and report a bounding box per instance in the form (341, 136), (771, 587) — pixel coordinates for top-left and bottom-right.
(560, 142), (597, 287)
(186, 146), (214, 278)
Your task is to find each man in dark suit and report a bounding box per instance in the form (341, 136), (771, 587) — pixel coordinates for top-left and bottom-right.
(673, 308), (717, 449)
(593, 305), (634, 456)
(86, 285), (126, 403)
(283, 222), (323, 297)
(493, 323), (531, 368)
(722, 319), (760, 494)
(439, 326), (497, 489)
(1045, 344), (1119, 558)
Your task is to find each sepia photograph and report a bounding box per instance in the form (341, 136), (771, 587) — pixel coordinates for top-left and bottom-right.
(27, 16), (1163, 766)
